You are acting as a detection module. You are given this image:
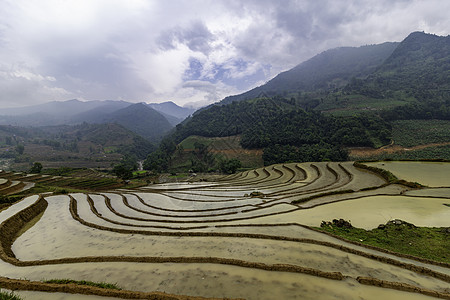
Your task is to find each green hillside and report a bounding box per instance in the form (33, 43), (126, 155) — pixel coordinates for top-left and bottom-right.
(107, 103), (173, 141)
(0, 123), (155, 171)
(221, 42), (398, 105)
(320, 32), (450, 113)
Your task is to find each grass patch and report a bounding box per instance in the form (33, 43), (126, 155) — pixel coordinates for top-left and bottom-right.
(43, 279), (121, 290)
(354, 162), (423, 188)
(317, 221), (450, 263)
(353, 162), (398, 183)
(179, 136), (213, 150)
(132, 170), (147, 176)
(0, 291), (23, 300)
(41, 167), (75, 176)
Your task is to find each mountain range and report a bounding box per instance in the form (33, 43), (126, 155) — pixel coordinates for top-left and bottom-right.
(0, 100), (195, 142)
(146, 31), (450, 171)
(221, 41), (399, 105)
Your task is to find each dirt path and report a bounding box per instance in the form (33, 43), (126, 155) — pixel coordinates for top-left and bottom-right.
(349, 142), (450, 158)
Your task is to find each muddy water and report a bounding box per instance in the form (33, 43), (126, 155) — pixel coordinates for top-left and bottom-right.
(0, 261), (440, 300)
(121, 193), (253, 216)
(0, 195), (39, 222)
(90, 193), (296, 223)
(11, 196), (450, 292)
(365, 161), (450, 187)
(406, 188), (450, 198)
(1, 289), (120, 300)
(3, 195), (450, 299)
(233, 195), (450, 229)
(135, 192), (264, 209)
(10, 195), (449, 275)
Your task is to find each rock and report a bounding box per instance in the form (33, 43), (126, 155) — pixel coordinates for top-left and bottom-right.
(378, 224), (386, 230)
(249, 191), (265, 198)
(332, 218), (353, 228)
(387, 219), (416, 228)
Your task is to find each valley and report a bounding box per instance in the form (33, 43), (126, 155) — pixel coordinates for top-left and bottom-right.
(0, 30), (449, 300)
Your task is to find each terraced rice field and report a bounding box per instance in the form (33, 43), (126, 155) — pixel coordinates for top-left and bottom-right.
(0, 171), (122, 195)
(1, 161), (449, 299)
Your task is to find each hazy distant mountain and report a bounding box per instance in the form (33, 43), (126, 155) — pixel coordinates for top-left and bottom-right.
(0, 99), (133, 126)
(0, 99), (113, 116)
(148, 101), (195, 121)
(0, 99), (194, 129)
(105, 103), (173, 141)
(69, 101), (133, 124)
(221, 42), (399, 105)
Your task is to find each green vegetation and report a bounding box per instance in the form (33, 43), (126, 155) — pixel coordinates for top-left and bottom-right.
(179, 136), (213, 149)
(318, 220), (450, 263)
(0, 122), (155, 172)
(217, 158), (241, 174)
(29, 162), (43, 173)
(391, 119), (450, 147)
(221, 42), (398, 105)
(354, 162), (398, 183)
(147, 97), (391, 169)
(107, 103), (172, 142)
(43, 279), (121, 290)
(41, 167), (76, 176)
(0, 291), (23, 300)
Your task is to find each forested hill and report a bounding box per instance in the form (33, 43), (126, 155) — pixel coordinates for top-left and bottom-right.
(221, 42), (398, 105)
(105, 103), (173, 141)
(147, 97), (391, 168)
(344, 32), (450, 100)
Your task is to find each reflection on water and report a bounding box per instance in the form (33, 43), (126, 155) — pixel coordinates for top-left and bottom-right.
(366, 161), (450, 187)
(237, 195), (450, 229)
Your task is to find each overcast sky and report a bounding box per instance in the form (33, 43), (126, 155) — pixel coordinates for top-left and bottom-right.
(0, 0), (449, 108)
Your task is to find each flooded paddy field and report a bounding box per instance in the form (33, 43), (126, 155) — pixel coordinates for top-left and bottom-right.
(365, 161), (450, 187)
(1, 161), (450, 299)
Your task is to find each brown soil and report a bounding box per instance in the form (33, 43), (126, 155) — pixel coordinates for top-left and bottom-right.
(348, 142), (450, 158)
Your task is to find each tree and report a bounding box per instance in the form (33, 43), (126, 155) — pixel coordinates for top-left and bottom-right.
(16, 144), (24, 155)
(30, 162), (43, 173)
(113, 164), (133, 180)
(218, 158), (242, 174)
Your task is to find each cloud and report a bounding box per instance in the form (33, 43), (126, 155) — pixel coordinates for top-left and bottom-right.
(0, 0), (449, 108)
(0, 64), (72, 107)
(157, 20), (215, 54)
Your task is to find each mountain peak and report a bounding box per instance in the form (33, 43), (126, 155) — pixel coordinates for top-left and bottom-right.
(148, 101), (195, 120)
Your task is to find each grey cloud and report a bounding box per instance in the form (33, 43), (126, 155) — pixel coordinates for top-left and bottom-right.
(183, 80), (219, 101)
(0, 0), (449, 108)
(157, 20), (214, 54)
